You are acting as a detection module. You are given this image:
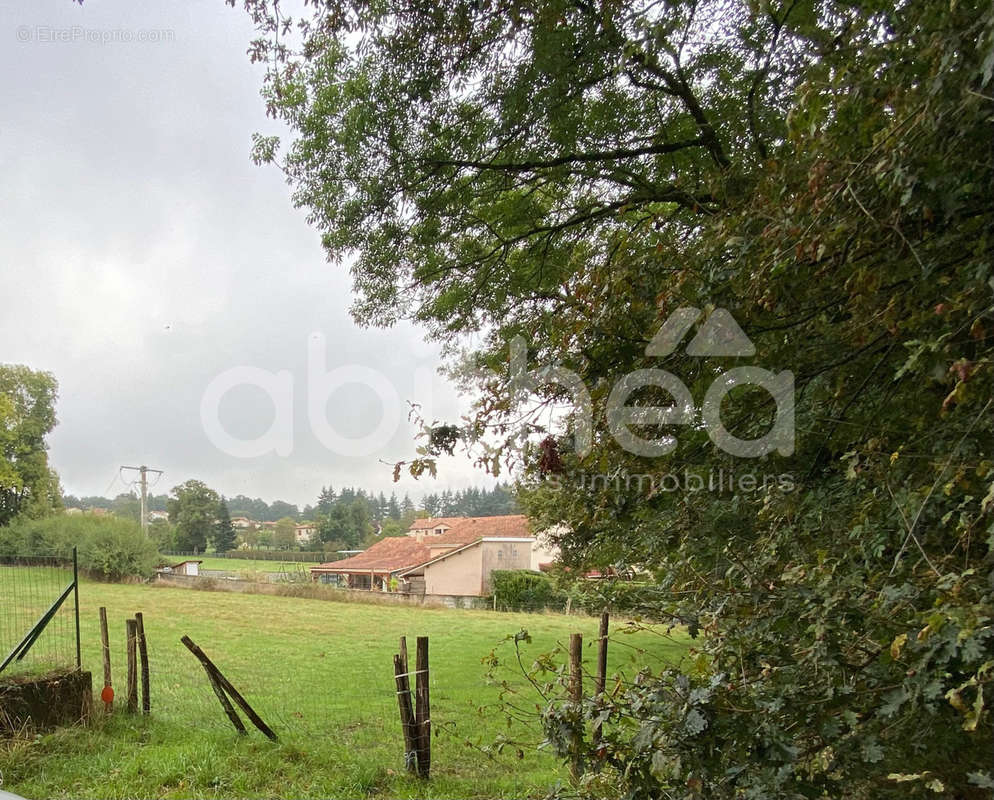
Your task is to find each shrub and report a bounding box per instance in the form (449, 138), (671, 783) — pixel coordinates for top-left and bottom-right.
(0, 514), (158, 580)
(490, 570), (566, 610)
(567, 580), (664, 618)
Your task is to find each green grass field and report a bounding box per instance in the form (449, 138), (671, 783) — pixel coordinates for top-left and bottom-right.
(0, 579), (687, 799)
(190, 556), (320, 576)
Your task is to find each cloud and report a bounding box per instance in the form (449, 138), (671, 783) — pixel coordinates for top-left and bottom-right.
(1, 0), (490, 506)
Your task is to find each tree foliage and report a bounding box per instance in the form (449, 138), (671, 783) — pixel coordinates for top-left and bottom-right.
(420, 484), (519, 517)
(213, 498), (238, 553)
(490, 568), (565, 610)
(167, 480), (220, 553)
(273, 515), (298, 549)
(0, 514), (158, 581)
(239, 0), (994, 795)
(0, 364), (61, 526)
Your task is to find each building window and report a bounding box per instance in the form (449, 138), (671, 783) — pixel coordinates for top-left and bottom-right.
(497, 550), (503, 560)
(435, 528), (443, 535)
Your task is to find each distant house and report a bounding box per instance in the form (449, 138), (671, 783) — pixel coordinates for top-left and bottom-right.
(399, 515), (538, 596)
(310, 537), (430, 591)
(311, 515), (559, 597)
(406, 516), (469, 541)
(147, 510), (169, 522)
(230, 517), (256, 529)
(295, 523), (318, 545)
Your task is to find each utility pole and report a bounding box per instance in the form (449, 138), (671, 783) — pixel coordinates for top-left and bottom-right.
(121, 465), (164, 536)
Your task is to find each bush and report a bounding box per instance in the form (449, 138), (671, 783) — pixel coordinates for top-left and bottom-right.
(567, 580), (664, 618)
(0, 514), (158, 581)
(490, 570), (566, 610)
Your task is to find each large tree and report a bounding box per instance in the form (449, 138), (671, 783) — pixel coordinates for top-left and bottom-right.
(167, 480), (220, 553)
(238, 0), (994, 796)
(0, 364), (61, 526)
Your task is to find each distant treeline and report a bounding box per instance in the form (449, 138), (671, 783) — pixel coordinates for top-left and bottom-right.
(62, 483), (518, 524)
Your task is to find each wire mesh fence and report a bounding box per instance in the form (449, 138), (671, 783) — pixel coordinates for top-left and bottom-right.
(0, 553), (79, 678)
(86, 598), (476, 748)
(135, 626), (407, 739)
(0, 567), (683, 797)
(75, 592), (666, 792)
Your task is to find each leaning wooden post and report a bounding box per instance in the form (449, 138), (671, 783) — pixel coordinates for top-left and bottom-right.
(180, 636), (278, 741)
(180, 634), (245, 735)
(126, 618), (138, 713)
(393, 653), (418, 774)
(568, 632), (584, 781)
(200, 664), (246, 735)
(415, 636), (431, 779)
(98, 607), (112, 712)
(592, 612), (609, 754)
(135, 612), (151, 715)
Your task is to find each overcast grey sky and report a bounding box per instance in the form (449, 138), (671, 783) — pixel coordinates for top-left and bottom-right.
(1, 0), (487, 508)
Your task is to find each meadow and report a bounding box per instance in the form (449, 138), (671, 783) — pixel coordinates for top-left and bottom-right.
(0, 579), (687, 799)
(188, 556), (320, 578)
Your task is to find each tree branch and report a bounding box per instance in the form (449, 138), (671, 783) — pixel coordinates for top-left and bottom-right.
(426, 138), (707, 173)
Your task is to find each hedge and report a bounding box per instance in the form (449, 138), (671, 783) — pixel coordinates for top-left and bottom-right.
(0, 514), (158, 580)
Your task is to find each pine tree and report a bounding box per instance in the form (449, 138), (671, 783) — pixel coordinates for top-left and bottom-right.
(212, 498), (238, 553)
(316, 485), (337, 515)
(388, 492), (401, 520)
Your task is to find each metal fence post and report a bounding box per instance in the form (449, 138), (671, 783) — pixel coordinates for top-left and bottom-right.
(73, 546), (81, 670)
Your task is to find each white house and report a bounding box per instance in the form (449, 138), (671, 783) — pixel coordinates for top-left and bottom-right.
(295, 523), (318, 545)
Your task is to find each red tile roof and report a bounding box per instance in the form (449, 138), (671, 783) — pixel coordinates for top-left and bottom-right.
(408, 516), (469, 531)
(429, 515), (532, 546)
(310, 537), (430, 574)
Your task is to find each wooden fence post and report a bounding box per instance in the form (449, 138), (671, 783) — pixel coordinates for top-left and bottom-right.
(569, 633), (583, 702)
(399, 636), (408, 674)
(415, 636), (431, 779)
(135, 612), (150, 714)
(568, 632), (583, 781)
(593, 612), (609, 755)
(393, 653), (418, 774)
(98, 607), (112, 711)
(126, 619), (138, 713)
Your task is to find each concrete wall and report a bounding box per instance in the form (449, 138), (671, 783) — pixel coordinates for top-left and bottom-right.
(421, 539), (534, 596)
(530, 535), (560, 571)
(480, 540), (532, 593)
(424, 543), (483, 595)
